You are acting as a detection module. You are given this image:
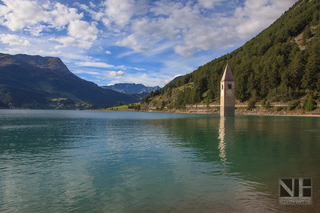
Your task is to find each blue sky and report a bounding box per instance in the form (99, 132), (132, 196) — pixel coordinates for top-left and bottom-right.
(0, 0), (297, 87)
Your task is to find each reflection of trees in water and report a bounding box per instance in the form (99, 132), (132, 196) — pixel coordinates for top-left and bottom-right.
(162, 116), (320, 179)
(160, 116), (320, 212)
(231, 117), (320, 180)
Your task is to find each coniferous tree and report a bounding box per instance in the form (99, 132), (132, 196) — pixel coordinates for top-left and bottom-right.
(207, 88), (215, 100)
(302, 26), (312, 45)
(191, 87), (202, 104)
(197, 77), (208, 94)
(304, 95), (315, 111)
(289, 52), (305, 89)
(302, 53), (320, 90)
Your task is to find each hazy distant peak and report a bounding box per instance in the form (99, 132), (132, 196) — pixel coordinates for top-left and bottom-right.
(102, 83), (160, 94)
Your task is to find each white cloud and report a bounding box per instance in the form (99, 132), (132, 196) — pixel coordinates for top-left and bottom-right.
(114, 1), (221, 55)
(198, 0), (223, 9)
(162, 74), (182, 85)
(0, 0), (50, 31)
(101, 0), (147, 29)
(106, 72), (161, 87)
(0, 0), (297, 57)
(0, 47), (24, 54)
(25, 25), (45, 36)
(133, 67), (145, 71)
(174, 45), (196, 58)
(109, 70), (125, 77)
(0, 0), (82, 33)
(114, 0), (296, 57)
(116, 35), (148, 52)
(73, 70), (100, 75)
(50, 3), (83, 29)
(234, 0), (296, 38)
(0, 34), (30, 46)
(68, 20), (98, 40)
(36, 49), (62, 56)
(76, 3), (106, 22)
(0, 0), (298, 87)
(51, 36), (92, 49)
(76, 61), (115, 68)
(0, 0), (95, 48)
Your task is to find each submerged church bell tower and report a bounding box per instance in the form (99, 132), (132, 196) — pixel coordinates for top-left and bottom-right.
(220, 64), (235, 117)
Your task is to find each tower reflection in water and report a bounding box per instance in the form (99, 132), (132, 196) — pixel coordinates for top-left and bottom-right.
(218, 117), (235, 174)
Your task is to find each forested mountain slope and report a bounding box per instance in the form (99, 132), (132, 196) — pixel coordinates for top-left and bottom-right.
(141, 0), (320, 110)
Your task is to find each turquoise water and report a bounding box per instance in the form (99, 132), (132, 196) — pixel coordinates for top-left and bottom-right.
(0, 110), (319, 212)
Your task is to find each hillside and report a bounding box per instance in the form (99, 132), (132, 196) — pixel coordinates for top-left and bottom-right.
(0, 53), (141, 109)
(102, 83), (160, 94)
(139, 0), (320, 112)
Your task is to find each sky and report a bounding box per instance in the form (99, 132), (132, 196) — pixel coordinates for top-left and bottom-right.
(0, 0), (297, 87)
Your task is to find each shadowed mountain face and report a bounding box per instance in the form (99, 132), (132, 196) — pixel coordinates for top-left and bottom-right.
(102, 83), (160, 94)
(0, 53), (141, 109)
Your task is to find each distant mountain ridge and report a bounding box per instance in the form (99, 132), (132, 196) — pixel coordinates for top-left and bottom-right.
(14, 54), (71, 75)
(102, 83), (160, 94)
(0, 53), (141, 109)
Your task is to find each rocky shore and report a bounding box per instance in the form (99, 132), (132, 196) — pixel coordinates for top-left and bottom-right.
(139, 107), (320, 117)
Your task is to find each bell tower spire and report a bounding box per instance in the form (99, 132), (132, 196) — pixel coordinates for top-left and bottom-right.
(220, 64), (235, 116)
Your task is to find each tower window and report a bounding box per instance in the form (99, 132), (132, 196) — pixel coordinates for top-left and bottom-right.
(222, 85), (223, 89)
(227, 84), (232, 89)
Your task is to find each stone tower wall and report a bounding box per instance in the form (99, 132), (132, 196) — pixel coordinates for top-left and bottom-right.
(220, 81), (235, 116)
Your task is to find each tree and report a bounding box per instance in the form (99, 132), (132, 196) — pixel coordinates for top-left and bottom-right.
(135, 104), (141, 110)
(191, 88), (202, 104)
(288, 52), (304, 89)
(287, 100), (300, 110)
(302, 53), (320, 90)
(197, 77), (208, 94)
(150, 91), (155, 97)
(166, 88), (172, 96)
(265, 101), (271, 109)
(207, 88), (215, 100)
(304, 95), (315, 111)
(302, 26), (312, 45)
(175, 90), (185, 109)
(311, 12), (319, 26)
(161, 101), (166, 110)
(247, 99), (256, 110)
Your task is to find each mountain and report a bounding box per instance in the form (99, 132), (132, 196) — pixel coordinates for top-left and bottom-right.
(140, 0), (320, 110)
(0, 53), (141, 109)
(102, 83), (160, 94)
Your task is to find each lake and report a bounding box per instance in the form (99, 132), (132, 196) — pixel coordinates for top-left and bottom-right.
(0, 110), (319, 212)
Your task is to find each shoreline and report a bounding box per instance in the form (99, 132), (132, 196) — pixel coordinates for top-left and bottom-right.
(6, 108), (319, 118)
(136, 107), (320, 117)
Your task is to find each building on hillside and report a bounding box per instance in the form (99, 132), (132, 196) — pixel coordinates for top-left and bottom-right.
(220, 64), (235, 117)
